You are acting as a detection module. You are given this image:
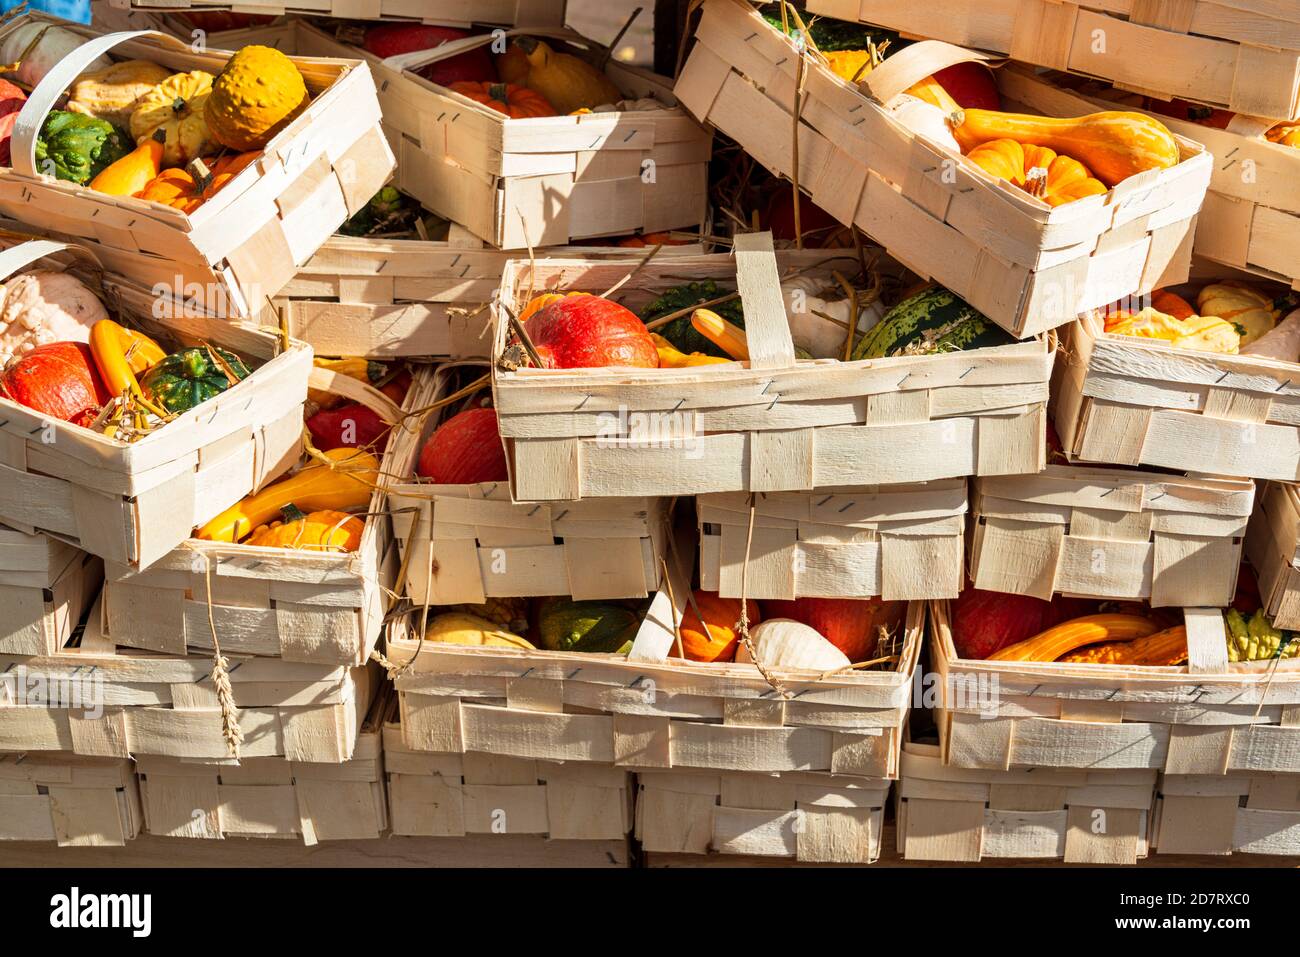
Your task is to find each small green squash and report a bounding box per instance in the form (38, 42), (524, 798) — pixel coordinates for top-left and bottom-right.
(852, 286), (1015, 359)
(140, 346), (250, 414)
(537, 598), (641, 654)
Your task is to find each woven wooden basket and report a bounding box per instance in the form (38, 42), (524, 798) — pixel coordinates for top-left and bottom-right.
(0, 751), (141, 846)
(970, 466), (1254, 607)
(387, 364), (670, 607)
(137, 693), (387, 842)
(493, 236), (1054, 501)
(897, 735), (1156, 864)
(808, 0), (1300, 121)
(1151, 772), (1300, 856)
(1042, 73), (1300, 290)
(384, 710), (632, 843)
(697, 482), (967, 601)
(0, 13), (394, 318)
(674, 0), (1211, 338)
(1054, 308), (1300, 481)
(264, 232), (708, 360)
(0, 595), (379, 763)
(931, 600), (1300, 775)
(188, 18), (711, 250)
(101, 366), (399, 665)
(0, 239), (311, 569)
(390, 538), (922, 780)
(636, 767), (890, 863)
(0, 528), (102, 656)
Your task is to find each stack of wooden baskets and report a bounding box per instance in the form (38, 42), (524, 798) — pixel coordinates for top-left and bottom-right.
(3, 0), (1295, 866)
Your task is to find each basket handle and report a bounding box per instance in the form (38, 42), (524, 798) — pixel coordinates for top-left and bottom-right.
(381, 27), (599, 73)
(1184, 606), (1230, 674)
(857, 38), (993, 107)
(0, 239), (100, 283)
(733, 231), (795, 370)
(10, 28), (199, 179)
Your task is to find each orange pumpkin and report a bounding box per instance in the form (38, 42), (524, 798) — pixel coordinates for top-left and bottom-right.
(134, 151), (260, 213)
(135, 167), (204, 212)
(1267, 122), (1300, 149)
(674, 591), (761, 663)
(966, 139), (1108, 206)
(448, 81), (557, 118)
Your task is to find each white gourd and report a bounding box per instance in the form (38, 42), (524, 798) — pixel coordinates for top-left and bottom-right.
(0, 23), (112, 88)
(0, 271), (109, 367)
(782, 277), (886, 358)
(889, 94), (961, 152)
(1241, 308), (1300, 362)
(735, 619), (851, 671)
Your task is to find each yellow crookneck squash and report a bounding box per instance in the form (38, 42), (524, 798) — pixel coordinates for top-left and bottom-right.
(196, 447), (379, 543)
(950, 109), (1180, 187)
(129, 70), (216, 167)
(89, 129), (166, 197)
(965, 138), (1107, 206)
(509, 37), (621, 114)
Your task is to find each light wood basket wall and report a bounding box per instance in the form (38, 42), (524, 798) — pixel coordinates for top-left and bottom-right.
(1045, 74), (1300, 289)
(1054, 310), (1300, 481)
(931, 600), (1300, 775)
(493, 239), (1054, 502)
(0, 528), (102, 656)
(0, 240), (311, 570)
(124, 0), (567, 26)
(1246, 480), (1300, 632)
(198, 19), (710, 250)
(384, 716), (632, 841)
(0, 14), (394, 319)
(674, 0), (1210, 339)
(1151, 772), (1300, 856)
(387, 366), (669, 606)
(0, 596), (379, 763)
(263, 233), (706, 360)
(636, 767), (890, 863)
(808, 0), (1300, 121)
(390, 538), (922, 780)
(897, 737), (1156, 864)
(970, 466), (1254, 607)
(697, 482), (967, 601)
(137, 698), (387, 843)
(0, 752), (141, 846)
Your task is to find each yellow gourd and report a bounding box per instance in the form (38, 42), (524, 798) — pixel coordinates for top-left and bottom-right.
(1104, 307), (1240, 354)
(1056, 626), (1188, 666)
(965, 139), (1108, 206)
(129, 70), (216, 167)
(244, 507), (364, 552)
(823, 50), (874, 83)
(88, 130), (165, 197)
(66, 59), (172, 128)
(1197, 281), (1280, 346)
(205, 45), (309, 151)
(196, 448), (378, 543)
(690, 308), (749, 360)
(651, 333), (731, 368)
(989, 614), (1159, 662)
(949, 109), (1180, 187)
(425, 612), (535, 649)
(510, 37), (621, 114)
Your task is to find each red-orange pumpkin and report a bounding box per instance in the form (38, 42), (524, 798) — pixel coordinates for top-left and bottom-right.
(674, 591), (761, 663)
(524, 295), (658, 369)
(0, 341), (111, 428)
(448, 81), (557, 118)
(416, 406), (509, 485)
